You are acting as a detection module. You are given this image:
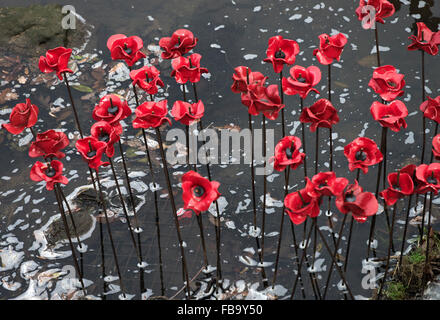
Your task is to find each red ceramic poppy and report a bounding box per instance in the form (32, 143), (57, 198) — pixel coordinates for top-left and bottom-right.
(282, 65), (321, 99)
(92, 94), (131, 133)
(263, 35), (300, 73)
(420, 96), (440, 124)
(306, 173), (349, 198)
(90, 121), (120, 158)
(344, 137), (383, 174)
(28, 129), (69, 159)
(415, 163), (440, 194)
(241, 84), (284, 120)
(433, 134), (440, 160)
(30, 160), (68, 191)
(159, 29), (198, 60)
(133, 100), (172, 129)
(231, 66), (267, 94)
(129, 66), (164, 95)
(107, 34), (146, 67)
(380, 164), (416, 206)
(335, 180), (378, 223)
(75, 137), (109, 171)
(355, 0), (395, 30)
(38, 47), (73, 80)
(368, 65), (405, 102)
(408, 22), (440, 56)
(299, 98), (339, 132)
(271, 136), (305, 172)
(313, 33), (348, 65)
(181, 170), (221, 215)
(171, 53), (209, 84)
(2, 99), (39, 135)
(171, 100), (204, 126)
(370, 100), (408, 132)
(284, 186), (321, 225)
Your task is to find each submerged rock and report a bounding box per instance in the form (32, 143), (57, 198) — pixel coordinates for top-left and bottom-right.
(44, 209), (94, 247)
(0, 4), (87, 58)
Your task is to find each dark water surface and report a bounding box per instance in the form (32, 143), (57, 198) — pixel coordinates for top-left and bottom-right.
(0, 0), (439, 300)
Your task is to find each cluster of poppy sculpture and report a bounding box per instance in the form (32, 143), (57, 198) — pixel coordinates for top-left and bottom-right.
(2, 0), (440, 299)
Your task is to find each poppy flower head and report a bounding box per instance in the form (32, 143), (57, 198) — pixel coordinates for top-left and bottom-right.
(271, 136), (305, 172)
(30, 160), (69, 191)
(415, 163), (440, 194)
(344, 137), (383, 174)
(159, 29), (198, 60)
(433, 134), (440, 160)
(263, 35), (300, 73)
(299, 98), (339, 132)
(38, 47), (73, 80)
(420, 96), (440, 124)
(133, 100), (172, 129)
(335, 180), (378, 223)
(92, 94), (132, 131)
(181, 170), (221, 215)
(129, 66), (165, 95)
(368, 65), (405, 102)
(241, 84), (285, 120)
(106, 34), (146, 67)
(355, 0), (395, 30)
(171, 100), (205, 126)
(231, 66), (267, 94)
(370, 100), (408, 132)
(306, 172), (349, 198)
(75, 137), (109, 171)
(2, 99), (39, 135)
(284, 187), (320, 225)
(171, 53), (209, 84)
(90, 121), (121, 158)
(313, 33), (348, 65)
(28, 129), (69, 159)
(380, 164), (416, 206)
(408, 22), (440, 56)
(282, 65), (321, 99)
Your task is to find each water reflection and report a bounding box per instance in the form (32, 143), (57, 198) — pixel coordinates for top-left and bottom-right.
(0, 0), (439, 300)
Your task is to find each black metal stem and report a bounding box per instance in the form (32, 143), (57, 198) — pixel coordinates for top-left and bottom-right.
(108, 157), (142, 262)
(117, 140), (140, 228)
(272, 166), (290, 286)
(197, 118), (223, 289)
(367, 126), (386, 260)
(377, 202), (398, 299)
(322, 213), (348, 299)
(399, 194), (414, 266)
(374, 27), (381, 67)
(300, 98), (307, 180)
(280, 71), (285, 138)
(261, 115), (267, 272)
(63, 72), (84, 138)
(54, 184), (86, 295)
(141, 128), (164, 295)
(421, 51), (426, 165)
(317, 225), (354, 299)
(192, 82), (222, 287)
(95, 170), (126, 298)
(196, 213), (209, 269)
(422, 191), (434, 293)
(154, 127), (191, 298)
